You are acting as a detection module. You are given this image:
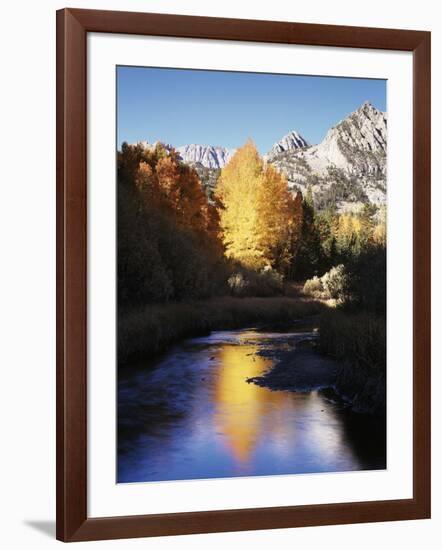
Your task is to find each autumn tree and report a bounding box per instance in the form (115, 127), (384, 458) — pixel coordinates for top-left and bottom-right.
(335, 214), (362, 254)
(215, 140), (263, 269)
(156, 155), (209, 236)
(216, 140), (301, 273)
(373, 205), (387, 246)
(135, 161), (159, 206)
(333, 205), (382, 257)
(256, 164), (296, 272)
(118, 142), (225, 306)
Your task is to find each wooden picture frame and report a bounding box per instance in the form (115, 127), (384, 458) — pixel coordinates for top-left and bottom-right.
(56, 7), (431, 542)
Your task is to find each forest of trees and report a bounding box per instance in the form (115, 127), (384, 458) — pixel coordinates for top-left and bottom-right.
(118, 140), (386, 314)
(117, 138), (386, 416)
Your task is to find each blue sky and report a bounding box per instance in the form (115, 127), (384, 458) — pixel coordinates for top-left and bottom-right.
(117, 66), (386, 154)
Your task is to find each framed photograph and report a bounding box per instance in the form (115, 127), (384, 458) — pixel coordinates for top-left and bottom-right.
(56, 8), (431, 542)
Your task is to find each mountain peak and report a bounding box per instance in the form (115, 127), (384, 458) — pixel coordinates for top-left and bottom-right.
(177, 144), (236, 169)
(331, 101), (387, 152)
(355, 101), (383, 118)
(301, 101), (387, 180)
(266, 130), (309, 159)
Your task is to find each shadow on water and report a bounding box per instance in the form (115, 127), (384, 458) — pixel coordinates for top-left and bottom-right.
(118, 325), (386, 483)
(317, 388), (387, 470)
(340, 410), (386, 470)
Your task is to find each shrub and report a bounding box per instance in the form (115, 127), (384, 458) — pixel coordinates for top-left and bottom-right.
(322, 264), (347, 301)
(228, 267), (284, 297)
(303, 264), (347, 301)
(256, 267), (284, 295)
(228, 272), (250, 296)
(303, 276), (323, 298)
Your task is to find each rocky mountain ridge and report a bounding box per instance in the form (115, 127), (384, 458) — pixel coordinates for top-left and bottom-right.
(267, 102), (387, 211)
(265, 130), (309, 159)
(176, 144), (235, 169)
(131, 102), (386, 212)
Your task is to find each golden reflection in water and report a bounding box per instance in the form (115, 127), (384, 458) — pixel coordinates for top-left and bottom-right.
(213, 344), (296, 463)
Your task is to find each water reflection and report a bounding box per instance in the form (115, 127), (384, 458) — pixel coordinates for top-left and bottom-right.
(214, 344), (295, 462)
(118, 328), (386, 483)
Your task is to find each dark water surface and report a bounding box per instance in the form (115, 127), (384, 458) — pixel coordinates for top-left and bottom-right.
(118, 326), (386, 483)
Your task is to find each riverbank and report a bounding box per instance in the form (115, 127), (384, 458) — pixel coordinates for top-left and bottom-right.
(319, 309), (386, 416)
(247, 309), (386, 416)
(119, 296), (326, 365)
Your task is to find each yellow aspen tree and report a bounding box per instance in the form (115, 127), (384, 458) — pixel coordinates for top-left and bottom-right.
(256, 164), (293, 271)
(373, 206), (387, 246)
(215, 140), (263, 268)
(216, 141), (303, 273)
